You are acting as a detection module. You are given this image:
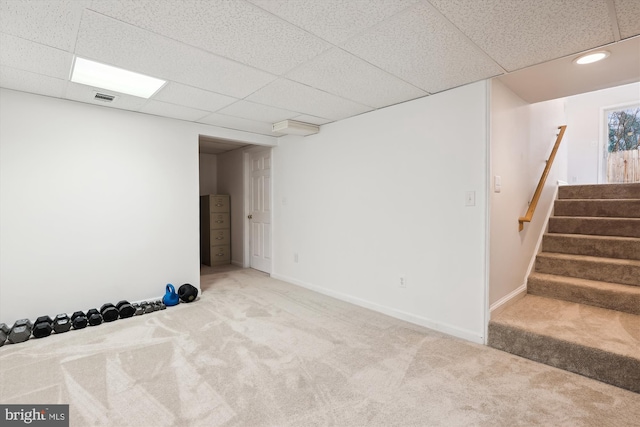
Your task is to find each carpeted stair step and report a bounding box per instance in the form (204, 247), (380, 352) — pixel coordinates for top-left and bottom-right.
(548, 216), (640, 238)
(535, 252), (640, 286)
(488, 295), (640, 393)
(554, 199), (640, 218)
(558, 183), (640, 199)
(542, 233), (640, 260)
(527, 272), (640, 315)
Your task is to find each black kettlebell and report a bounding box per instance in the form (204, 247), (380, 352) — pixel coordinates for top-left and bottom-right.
(178, 284), (198, 303)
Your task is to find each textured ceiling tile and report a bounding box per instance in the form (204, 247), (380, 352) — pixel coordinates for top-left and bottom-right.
(342, 2), (503, 93)
(248, 0), (419, 45)
(0, 33), (72, 79)
(198, 113), (284, 137)
(141, 100), (210, 122)
(88, 0), (331, 75)
(153, 82), (238, 113)
(65, 82), (148, 111)
(216, 101), (298, 123)
(613, 0), (640, 39)
(0, 0), (89, 51)
(291, 115), (333, 126)
(286, 47), (427, 108)
(428, 0), (615, 72)
(246, 78), (373, 121)
(0, 65), (66, 98)
(75, 10), (276, 98)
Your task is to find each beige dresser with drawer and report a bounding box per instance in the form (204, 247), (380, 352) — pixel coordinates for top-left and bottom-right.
(200, 194), (231, 266)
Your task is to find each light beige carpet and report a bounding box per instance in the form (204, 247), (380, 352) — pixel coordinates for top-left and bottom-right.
(1, 267), (639, 426)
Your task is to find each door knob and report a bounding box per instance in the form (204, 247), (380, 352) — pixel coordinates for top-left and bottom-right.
(247, 214), (253, 219)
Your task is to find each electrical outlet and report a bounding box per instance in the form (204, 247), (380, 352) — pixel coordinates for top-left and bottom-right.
(294, 252), (299, 263)
(399, 276), (406, 288)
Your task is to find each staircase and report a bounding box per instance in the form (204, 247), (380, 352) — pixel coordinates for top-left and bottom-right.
(489, 183), (640, 393)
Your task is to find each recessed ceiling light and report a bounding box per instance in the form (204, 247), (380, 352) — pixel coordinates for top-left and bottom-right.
(70, 57), (166, 98)
(574, 51), (610, 65)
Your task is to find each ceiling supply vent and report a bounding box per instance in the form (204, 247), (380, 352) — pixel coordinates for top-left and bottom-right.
(93, 91), (117, 102)
(272, 120), (319, 136)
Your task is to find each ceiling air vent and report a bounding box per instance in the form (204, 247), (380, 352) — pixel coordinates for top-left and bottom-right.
(93, 92), (117, 102)
(272, 120), (319, 136)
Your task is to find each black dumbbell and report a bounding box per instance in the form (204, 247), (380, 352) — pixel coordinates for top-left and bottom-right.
(178, 284), (198, 303)
(53, 314), (71, 334)
(100, 303), (119, 322)
(116, 300), (135, 319)
(71, 311), (88, 329)
(8, 319), (32, 344)
(86, 309), (103, 326)
(33, 316), (53, 338)
(0, 323), (9, 347)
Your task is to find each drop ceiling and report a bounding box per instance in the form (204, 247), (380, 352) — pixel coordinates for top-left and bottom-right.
(1, 0), (639, 140)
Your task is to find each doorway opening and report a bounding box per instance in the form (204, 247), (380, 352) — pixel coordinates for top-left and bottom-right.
(198, 135), (273, 274)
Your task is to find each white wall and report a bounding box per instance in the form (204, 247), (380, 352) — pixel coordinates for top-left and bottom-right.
(489, 80), (567, 309)
(566, 82), (640, 184)
(217, 148), (245, 266)
(0, 89), (275, 324)
(272, 81), (489, 343)
(199, 153), (217, 195)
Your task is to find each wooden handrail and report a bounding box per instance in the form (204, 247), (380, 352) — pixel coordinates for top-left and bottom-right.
(518, 125), (567, 231)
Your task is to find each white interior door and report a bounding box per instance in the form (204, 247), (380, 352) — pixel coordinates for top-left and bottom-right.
(249, 149), (272, 273)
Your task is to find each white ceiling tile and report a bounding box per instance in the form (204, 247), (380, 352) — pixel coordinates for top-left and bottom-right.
(141, 100), (210, 122)
(246, 78), (373, 121)
(428, 0), (615, 72)
(216, 101), (299, 123)
(0, 65), (66, 98)
(88, 0), (331, 75)
(0, 33), (72, 80)
(613, 0), (640, 39)
(75, 10), (276, 98)
(0, 0), (89, 50)
(248, 0), (420, 45)
(342, 3), (504, 93)
(291, 115), (333, 126)
(64, 82), (148, 111)
(153, 82), (238, 112)
(286, 47), (427, 108)
(497, 36), (640, 103)
(198, 113), (285, 137)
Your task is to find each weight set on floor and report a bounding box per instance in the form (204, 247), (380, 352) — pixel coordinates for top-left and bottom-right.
(1, 283), (198, 345)
(8, 319), (32, 344)
(117, 300), (135, 318)
(86, 309), (103, 326)
(163, 284), (179, 306)
(100, 303), (119, 322)
(178, 284), (198, 303)
(53, 314), (72, 334)
(71, 311), (88, 330)
(33, 316), (53, 338)
(0, 323), (9, 347)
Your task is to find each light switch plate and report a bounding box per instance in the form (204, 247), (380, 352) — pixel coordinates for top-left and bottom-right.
(494, 175), (501, 193)
(465, 191), (476, 206)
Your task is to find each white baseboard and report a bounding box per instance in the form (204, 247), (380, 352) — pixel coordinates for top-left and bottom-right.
(271, 273), (484, 344)
(489, 283), (527, 318)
